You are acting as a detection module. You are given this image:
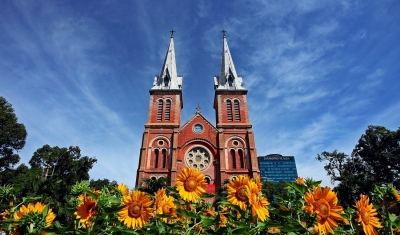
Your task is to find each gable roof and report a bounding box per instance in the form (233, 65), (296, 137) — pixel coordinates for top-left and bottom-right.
(179, 111), (217, 132)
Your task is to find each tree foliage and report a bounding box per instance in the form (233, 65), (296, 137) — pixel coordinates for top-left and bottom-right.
(317, 125), (400, 206)
(1, 145), (97, 224)
(0, 96), (27, 172)
(136, 177), (169, 194)
(90, 178), (118, 190)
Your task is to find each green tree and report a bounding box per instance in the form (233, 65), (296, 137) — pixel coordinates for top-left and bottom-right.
(136, 177), (169, 195)
(261, 180), (286, 203)
(90, 178), (118, 190)
(3, 145), (97, 224)
(0, 96), (27, 173)
(317, 125), (400, 206)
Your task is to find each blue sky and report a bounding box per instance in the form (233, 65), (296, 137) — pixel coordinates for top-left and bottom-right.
(1, 1), (399, 189)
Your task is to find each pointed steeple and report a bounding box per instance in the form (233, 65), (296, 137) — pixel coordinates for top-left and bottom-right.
(214, 30), (245, 90)
(152, 30), (183, 90)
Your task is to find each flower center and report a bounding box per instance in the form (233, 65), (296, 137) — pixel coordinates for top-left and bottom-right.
(360, 208), (370, 225)
(314, 199), (330, 220)
(184, 177), (198, 192)
(236, 185), (248, 201)
(162, 204), (172, 214)
(128, 201), (143, 218)
(86, 202), (97, 215)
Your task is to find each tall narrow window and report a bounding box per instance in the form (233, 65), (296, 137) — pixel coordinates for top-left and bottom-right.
(165, 100), (171, 121)
(227, 100), (233, 122)
(157, 100), (163, 121)
(234, 100), (241, 121)
(230, 149), (236, 169)
(154, 149), (159, 168)
(163, 76), (170, 87)
(161, 149), (167, 168)
(238, 149), (244, 168)
(228, 75), (234, 88)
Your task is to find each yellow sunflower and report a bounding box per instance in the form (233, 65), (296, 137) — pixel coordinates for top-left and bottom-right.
(13, 202), (55, 227)
(154, 189), (176, 222)
(218, 213), (228, 228)
(355, 194), (383, 235)
(392, 188), (400, 201)
(254, 176), (263, 191)
(176, 168), (207, 202)
(74, 194), (98, 228)
(203, 208), (215, 217)
(303, 185), (347, 234)
(118, 190), (153, 229)
(268, 227), (281, 233)
(296, 177), (305, 185)
(227, 175), (251, 210)
(116, 183), (129, 197)
(246, 180), (269, 222)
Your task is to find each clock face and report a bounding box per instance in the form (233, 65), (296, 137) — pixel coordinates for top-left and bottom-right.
(194, 124), (203, 133)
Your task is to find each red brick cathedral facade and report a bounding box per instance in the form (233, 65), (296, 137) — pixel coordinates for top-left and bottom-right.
(135, 32), (260, 190)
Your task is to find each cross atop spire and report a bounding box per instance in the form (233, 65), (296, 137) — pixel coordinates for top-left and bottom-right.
(152, 31), (183, 90)
(214, 31), (245, 90)
(196, 105), (201, 113)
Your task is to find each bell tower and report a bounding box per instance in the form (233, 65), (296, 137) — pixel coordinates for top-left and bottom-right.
(214, 31), (260, 182)
(135, 31), (183, 186)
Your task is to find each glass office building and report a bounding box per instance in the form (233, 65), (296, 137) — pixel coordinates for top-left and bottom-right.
(258, 154), (298, 183)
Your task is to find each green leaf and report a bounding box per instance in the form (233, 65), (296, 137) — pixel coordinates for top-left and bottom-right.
(22, 196), (42, 203)
(391, 215), (400, 228)
(42, 204), (50, 220)
(201, 192), (215, 198)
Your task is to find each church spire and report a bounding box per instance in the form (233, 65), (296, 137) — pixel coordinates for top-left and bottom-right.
(152, 30), (183, 90)
(214, 30), (245, 90)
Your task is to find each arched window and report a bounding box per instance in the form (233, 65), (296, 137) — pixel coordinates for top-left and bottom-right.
(165, 100), (171, 121)
(205, 177), (211, 184)
(157, 100), (163, 121)
(238, 149), (244, 168)
(161, 149), (167, 168)
(230, 149), (236, 169)
(227, 100), (233, 122)
(234, 100), (241, 121)
(154, 149), (159, 168)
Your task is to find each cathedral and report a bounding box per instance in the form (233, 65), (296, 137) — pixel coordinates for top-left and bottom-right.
(135, 31), (260, 192)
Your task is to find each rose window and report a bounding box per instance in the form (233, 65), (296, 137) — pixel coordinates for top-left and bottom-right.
(185, 147), (211, 171)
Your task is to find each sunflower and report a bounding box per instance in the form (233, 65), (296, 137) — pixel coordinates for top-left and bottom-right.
(116, 183), (129, 197)
(268, 227), (281, 233)
(154, 189), (176, 222)
(118, 190), (153, 229)
(296, 177), (305, 185)
(303, 185), (347, 234)
(246, 180), (269, 222)
(195, 224), (204, 233)
(176, 168), (207, 202)
(392, 188), (400, 201)
(13, 202), (56, 227)
(355, 194), (383, 235)
(203, 208), (215, 217)
(218, 213), (228, 228)
(227, 175), (251, 210)
(0, 209), (8, 220)
(254, 176), (263, 191)
(74, 193), (98, 228)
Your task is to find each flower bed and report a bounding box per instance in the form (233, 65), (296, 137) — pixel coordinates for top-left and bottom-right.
(1, 167), (400, 234)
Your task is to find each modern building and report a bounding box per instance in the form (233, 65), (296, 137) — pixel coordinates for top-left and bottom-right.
(258, 154), (298, 183)
(135, 31), (260, 191)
